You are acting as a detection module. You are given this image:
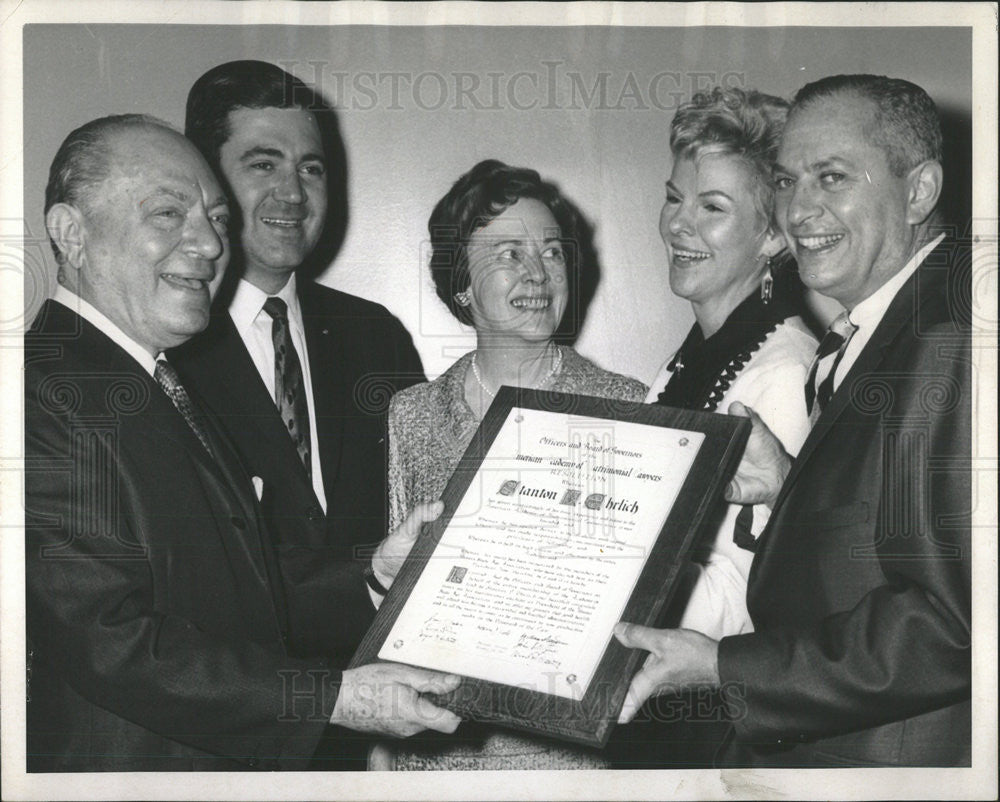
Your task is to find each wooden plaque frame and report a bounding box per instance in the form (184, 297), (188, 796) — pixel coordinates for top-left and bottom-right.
(350, 386), (750, 748)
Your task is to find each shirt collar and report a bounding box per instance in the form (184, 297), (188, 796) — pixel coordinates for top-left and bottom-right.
(848, 233), (945, 331)
(51, 285), (159, 376)
(229, 273), (302, 335)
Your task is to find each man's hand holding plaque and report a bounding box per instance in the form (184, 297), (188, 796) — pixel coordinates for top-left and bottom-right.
(331, 663), (462, 737)
(612, 624), (721, 724)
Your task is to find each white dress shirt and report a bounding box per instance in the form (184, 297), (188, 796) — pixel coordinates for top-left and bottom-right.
(229, 274), (327, 513)
(52, 285), (159, 376)
(830, 233), (945, 395)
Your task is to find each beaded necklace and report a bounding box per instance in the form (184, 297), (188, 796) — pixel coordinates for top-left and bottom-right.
(470, 347), (564, 399)
(701, 323), (778, 411)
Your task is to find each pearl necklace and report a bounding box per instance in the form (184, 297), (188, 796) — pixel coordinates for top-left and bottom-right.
(470, 348), (564, 399)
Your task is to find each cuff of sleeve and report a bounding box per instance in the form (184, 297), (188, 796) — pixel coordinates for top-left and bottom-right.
(733, 506), (757, 552)
(364, 563), (389, 595)
(733, 505), (773, 552)
(717, 633), (757, 741)
(254, 666), (344, 770)
(718, 632), (797, 745)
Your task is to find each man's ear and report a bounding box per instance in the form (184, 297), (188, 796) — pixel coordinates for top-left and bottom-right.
(45, 203), (87, 269)
(905, 160), (943, 226)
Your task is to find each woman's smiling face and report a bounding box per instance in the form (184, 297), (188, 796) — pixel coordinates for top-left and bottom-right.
(463, 197), (568, 343)
(660, 151), (775, 310)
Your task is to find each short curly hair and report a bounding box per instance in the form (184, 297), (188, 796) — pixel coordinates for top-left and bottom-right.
(428, 159), (579, 326)
(669, 86), (789, 229)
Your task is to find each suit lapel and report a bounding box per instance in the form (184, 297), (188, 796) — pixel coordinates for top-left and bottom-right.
(42, 303), (261, 521)
(50, 303), (229, 485)
(186, 385), (259, 519)
(193, 393), (288, 632)
(145, 385), (270, 576)
(769, 254), (941, 513)
(154, 347), (285, 633)
(142, 382), (228, 480)
(300, 285), (346, 501)
(195, 312), (317, 496)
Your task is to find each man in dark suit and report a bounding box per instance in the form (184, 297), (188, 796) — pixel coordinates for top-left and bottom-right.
(171, 62), (426, 666)
(26, 115), (458, 771)
(615, 75), (971, 766)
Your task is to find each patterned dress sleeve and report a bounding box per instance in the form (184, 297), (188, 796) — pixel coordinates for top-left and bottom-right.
(386, 392), (411, 534)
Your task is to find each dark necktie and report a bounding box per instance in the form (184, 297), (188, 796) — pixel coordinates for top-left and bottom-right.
(805, 311), (858, 418)
(263, 297), (312, 477)
(155, 358), (215, 458)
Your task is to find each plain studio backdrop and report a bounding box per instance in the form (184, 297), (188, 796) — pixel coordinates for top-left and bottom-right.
(21, 25), (971, 383)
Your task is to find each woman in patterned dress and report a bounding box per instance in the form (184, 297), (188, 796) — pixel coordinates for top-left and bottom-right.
(375, 159), (647, 770)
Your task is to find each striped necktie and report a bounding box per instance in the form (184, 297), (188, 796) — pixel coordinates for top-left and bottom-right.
(805, 311), (858, 419)
(155, 358), (215, 458)
(263, 297), (312, 477)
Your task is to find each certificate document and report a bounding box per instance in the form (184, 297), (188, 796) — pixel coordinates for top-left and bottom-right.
(379, 407), (703, 700)
(352, 387), (749, 746)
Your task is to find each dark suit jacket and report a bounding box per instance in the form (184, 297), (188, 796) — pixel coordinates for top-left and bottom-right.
(717, 240), (972, 766)
(171, 282), (425, 661)
(25, 300), (342, 772)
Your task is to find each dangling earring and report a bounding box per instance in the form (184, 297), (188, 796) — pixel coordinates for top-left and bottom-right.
(760, 257), (773, 305)
(454, 290), (471, 306)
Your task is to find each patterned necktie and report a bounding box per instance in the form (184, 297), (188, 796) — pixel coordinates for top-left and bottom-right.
(263, 297), (312, 477)
(805, 310), (858, 418)
(155, 358), (215, 458)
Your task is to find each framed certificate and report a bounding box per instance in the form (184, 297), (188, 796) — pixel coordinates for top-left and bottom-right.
(350, 386), (750, 747)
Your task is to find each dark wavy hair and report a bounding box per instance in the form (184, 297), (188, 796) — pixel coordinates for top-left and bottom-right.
(791, 74), (942, 177)
(185, 60), (332, 175)
(184, 60), (347, 280)
(428, 159), (580, 327)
